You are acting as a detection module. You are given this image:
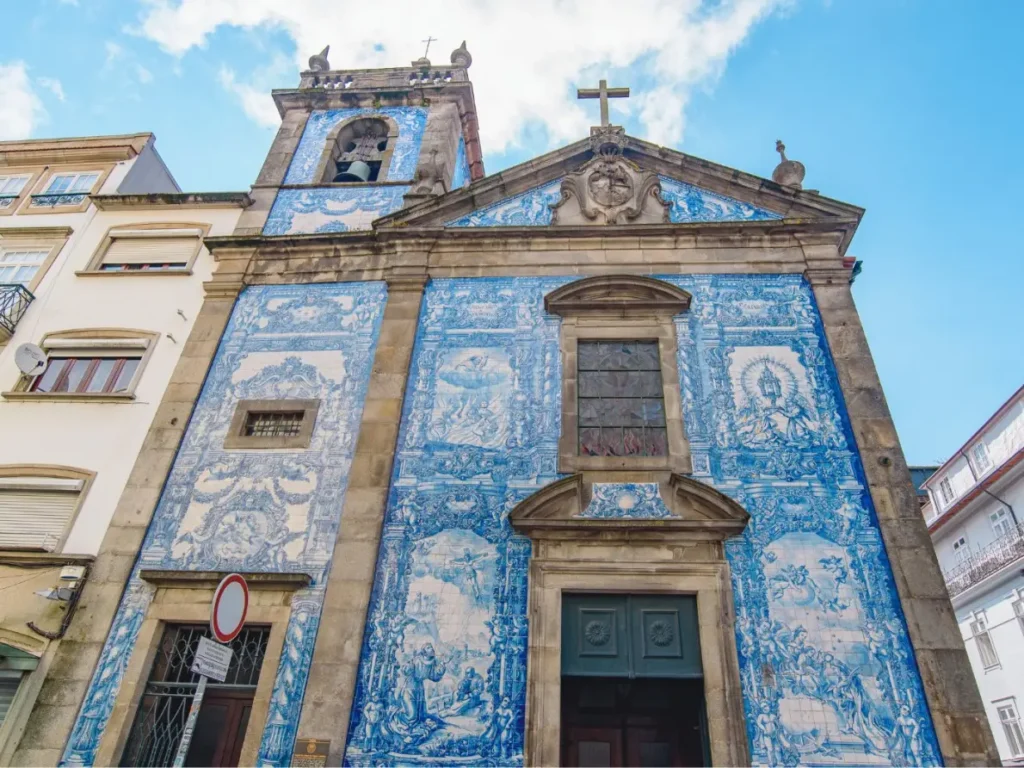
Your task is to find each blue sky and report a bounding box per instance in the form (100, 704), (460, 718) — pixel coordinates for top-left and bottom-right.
(3, 0), (1022, 465)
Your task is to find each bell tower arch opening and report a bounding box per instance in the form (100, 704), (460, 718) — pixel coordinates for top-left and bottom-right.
(317, 115), (399, 184)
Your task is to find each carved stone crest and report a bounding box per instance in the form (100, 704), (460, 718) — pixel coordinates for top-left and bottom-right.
(551, 156), (669, 226)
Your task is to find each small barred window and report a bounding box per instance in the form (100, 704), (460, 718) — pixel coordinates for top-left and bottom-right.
(243, 411), (305, 438)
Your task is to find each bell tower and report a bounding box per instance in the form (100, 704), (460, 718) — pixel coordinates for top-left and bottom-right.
(236, 41), (483, 237)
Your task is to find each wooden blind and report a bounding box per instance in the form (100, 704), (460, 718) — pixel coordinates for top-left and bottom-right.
(102, 230), (201, 266)
(0, 485), (81, 550)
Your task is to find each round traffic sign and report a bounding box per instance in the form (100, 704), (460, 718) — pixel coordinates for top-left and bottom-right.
(210, 574), (248, 643)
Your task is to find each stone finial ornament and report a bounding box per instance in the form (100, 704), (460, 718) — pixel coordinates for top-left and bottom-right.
(450, 40), (473, 68)
(308, 46), (331, 73)
(772, 140), (805, 189)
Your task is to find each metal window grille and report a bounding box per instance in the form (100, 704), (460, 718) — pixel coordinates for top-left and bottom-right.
(577, 340), (667, 457)
(119, 624), (269, 767)
(243, 411), (305, 438)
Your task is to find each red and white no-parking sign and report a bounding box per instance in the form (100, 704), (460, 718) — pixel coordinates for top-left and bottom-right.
(210, 573), (249, 643)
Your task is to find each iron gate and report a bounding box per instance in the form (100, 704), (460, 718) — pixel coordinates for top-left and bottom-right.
(119, 624), (269, 767)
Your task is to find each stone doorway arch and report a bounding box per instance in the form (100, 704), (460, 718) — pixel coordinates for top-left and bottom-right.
(510, 473), (751, 766)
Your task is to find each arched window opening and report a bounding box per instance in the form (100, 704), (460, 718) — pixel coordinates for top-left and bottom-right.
(328, 118), (391, 183)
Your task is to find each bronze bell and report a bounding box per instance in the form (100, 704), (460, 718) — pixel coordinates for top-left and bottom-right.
(335, 160), (372, 183)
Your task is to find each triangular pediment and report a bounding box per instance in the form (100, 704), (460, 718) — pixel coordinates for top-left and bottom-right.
(378, 131), (863, 231)
(508, 473), (749, 542)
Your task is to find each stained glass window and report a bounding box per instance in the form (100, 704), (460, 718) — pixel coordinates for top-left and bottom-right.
(578, 340), (667, 457)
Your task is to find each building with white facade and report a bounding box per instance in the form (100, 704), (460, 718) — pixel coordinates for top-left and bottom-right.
(0, 133), (248, 762)
(923, 384), (1024, 764)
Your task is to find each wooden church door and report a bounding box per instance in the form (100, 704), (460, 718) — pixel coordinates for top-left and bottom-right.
(560, 595), (709, 767)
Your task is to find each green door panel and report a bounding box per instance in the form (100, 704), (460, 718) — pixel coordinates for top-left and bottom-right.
(561, 594), (630, 677)
(561, 594), (702, 679)
(629, 595), (702, 679)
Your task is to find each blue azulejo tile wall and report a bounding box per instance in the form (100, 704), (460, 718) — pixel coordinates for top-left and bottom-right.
(263, 186), (410, 235)
(61, 282), (387, 768)
(444, 178), (781, 227)
(344, 275), (940, 768)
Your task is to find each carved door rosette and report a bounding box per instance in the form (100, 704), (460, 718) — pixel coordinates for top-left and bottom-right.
(550, 151), (669, 226)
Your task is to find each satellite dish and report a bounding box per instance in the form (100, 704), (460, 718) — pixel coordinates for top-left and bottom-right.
(15, 343), (47, 376)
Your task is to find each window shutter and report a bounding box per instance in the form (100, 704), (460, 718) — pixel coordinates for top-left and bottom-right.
(102, 230), (201, 266)
(0, 676), (22, 726)
(0, 484), (81, 550)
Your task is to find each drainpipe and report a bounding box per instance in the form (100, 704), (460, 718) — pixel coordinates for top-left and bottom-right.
(983, 488), (1019, 527)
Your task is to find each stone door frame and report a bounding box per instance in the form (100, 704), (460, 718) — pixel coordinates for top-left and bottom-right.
(510, 473), (752, 767)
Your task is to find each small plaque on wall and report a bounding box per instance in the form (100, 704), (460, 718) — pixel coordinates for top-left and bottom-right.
(292, 738), (330, 767)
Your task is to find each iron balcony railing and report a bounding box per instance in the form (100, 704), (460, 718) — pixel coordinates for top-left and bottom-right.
(0, 284), (34, 338)
(943, 523), (1024, 597)
(29, 192), (88, 207)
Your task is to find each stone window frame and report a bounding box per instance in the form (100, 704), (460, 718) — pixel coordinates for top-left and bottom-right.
(224, 399), (320, 450)
(545, 275), (693, 475)
(0, 464), (95, 553)
(0, 167), (45, 217)
(77, 221), (212, 277)
(509, 473), (751, 767)
(0, 226), (72, 293)
(19, 165), (112, 215)
(91, 571), (310, 767)
(3, 328), (159, 403)
(313, 115), (401, 185)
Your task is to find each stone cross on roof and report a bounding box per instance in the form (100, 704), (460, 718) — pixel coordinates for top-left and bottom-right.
(577, 79), (630, 127)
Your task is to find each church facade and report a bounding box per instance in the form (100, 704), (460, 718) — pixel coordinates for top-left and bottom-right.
(20, 44), (996, 767)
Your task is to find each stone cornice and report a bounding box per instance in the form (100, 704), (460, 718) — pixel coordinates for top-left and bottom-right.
(0, 133), (153, 166)
(91, 192), (252, 210)
(0, 226), (74, 240)
(139, 569), (312, 589)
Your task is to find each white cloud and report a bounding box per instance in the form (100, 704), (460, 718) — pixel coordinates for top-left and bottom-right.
(104, 40), (124, 68)
(217, 56), (287, 129)
(0, 61), (47, 140)
(38, 76), (65, 102)
(134, 0), (791, 150)
(136, 64), (153, 84)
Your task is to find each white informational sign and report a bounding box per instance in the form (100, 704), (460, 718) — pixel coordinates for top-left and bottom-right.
(191, 635), (233, 683)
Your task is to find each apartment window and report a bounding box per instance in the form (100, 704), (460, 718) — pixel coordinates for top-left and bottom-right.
(224, 399), (320, 450)
(1013, 596), (1024, 636)
(0, 473), (88, 551)
(953, 536), (968, 561)
(578, 340), (667, 457)
(970, 614), (1000, 669)
(992, 509), (1014, 538)
(31, 171), (100, 208)
(4, 330), (157, 401)
(83, 225), (208, 274)
(0, 249), (49, 287)
(30, 356), (140, 394)
(997, 701), (1024, 758)
(939, 477), (955, 505)
(973, 443), (993, 474)
(0, 672), (23, 728)
(0, 174), (30, 209)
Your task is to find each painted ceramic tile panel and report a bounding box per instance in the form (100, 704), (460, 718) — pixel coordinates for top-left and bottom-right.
(344, 277), (571, 766)
(579, 482), (674, 519)
(263, 186), (409, 235)
(444, 178), (780, 227)
(451, 135), (470, 190)
(61, 283), (387, 767)
(670, 275), (940, 766)
(346, 275), (939, 768)
(283, 107), (427, 184)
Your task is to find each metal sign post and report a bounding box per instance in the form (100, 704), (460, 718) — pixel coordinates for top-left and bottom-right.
(171, 574), (249, 767)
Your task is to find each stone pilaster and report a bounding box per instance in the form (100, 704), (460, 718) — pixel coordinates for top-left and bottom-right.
(804, 243), (999, 766)
(234, 108), (312, 237)
(294, 274), (427, 764)
(10, 279), (243, 767)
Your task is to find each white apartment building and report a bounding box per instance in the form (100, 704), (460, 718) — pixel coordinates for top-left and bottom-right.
(923, 384), (1024, 764)
(0, 133), (248, 761)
